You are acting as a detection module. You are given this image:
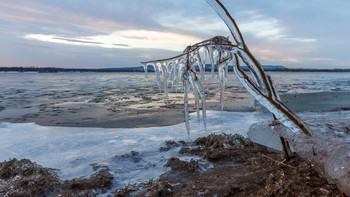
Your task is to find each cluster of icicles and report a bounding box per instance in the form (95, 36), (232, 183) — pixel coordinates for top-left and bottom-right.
(141, 0), (311, 139)
(142, 36), (234, 138)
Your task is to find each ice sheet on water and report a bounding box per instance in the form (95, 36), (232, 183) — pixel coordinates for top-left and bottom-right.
(0, 110), (271, 193)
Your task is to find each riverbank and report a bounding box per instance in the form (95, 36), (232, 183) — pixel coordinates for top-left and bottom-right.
(1, 110), (349, 196)
(135, 134), (343, 196)
(0, 134), (343, 196)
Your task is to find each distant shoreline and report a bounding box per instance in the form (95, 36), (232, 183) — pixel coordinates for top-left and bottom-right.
(1, 66), (350, 73)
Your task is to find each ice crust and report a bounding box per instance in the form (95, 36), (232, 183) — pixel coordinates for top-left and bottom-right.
(1, 110), (349, 194)
(0, 110), (271, 193)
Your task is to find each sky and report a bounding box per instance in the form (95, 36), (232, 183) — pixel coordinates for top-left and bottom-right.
(0, 0), (349, 69)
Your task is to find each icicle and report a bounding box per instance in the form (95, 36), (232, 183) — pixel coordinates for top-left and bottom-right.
(218, 62), (225, 111)
(174, 63), (179, 94)
(195, 50), (205, 82)
(203, 46), (211, 83)
(154, 63), (162, 90)
(189, 53), (198, 76)
(178, 63), (185, 92)
(208, 47), (215, 82)
(183, 79), (191, 140)
(167, 62), (174, 86)
(161, 62), (169, 102)
(195, 92), (200, 123)
(189, 74), (201, 123)
(223, 57), (230, 89)
(225, 59), (229, 78)
(142, 63), (148, 81)
(201, 96), (207, 132)
(191, 76), (207, 132)
(177, 62), (186, 93)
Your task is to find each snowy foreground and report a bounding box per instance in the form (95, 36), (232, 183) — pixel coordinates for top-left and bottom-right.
(1, 110), (349, 194)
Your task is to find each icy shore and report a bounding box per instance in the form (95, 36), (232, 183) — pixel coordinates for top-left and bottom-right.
(0, 111), (271, 194)
(1, 109), (350, 195)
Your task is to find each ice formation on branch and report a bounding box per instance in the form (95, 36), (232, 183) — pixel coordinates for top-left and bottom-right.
(141, 0), (311, 138)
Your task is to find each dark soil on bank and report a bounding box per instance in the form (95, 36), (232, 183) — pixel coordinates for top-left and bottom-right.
(0, 158), (113, 196)
(130, 134), (342, 197)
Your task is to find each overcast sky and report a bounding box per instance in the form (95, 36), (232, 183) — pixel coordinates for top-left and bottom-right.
(0, 0), (349, 69)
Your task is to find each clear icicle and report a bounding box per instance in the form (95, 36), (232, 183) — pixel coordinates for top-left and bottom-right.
(161, 62), (169, 102)
(183, 79), (191, 140)
(142, 63), (148, 81)
(225, 59), (229, 86)
(194, 91), (200, 123)
(218, 63), (225, 111)
(168, 62), (174, 87)
(209, 47), (215, 82)
(189, 75), (201, 123)
(154, 63), (161, 90)
(193, 77), (207, 132)
(201, 96), (207, 131)
(195, 50), (205, 82)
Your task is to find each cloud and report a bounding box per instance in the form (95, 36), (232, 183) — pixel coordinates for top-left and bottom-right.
(25, 29), (203, 51)
(156, 13), (228, 38)
(260, 57), (301, 63)
(1, 0), (350, 68)
(342, 62), (350, 67)
(13, 41), (53, 49)
(0, 0), (128, 35)
(53, 38), (103, 45)
(238, 11), (316, 43)
(113, 44), (130, 47)
(309, 57), (335, 61)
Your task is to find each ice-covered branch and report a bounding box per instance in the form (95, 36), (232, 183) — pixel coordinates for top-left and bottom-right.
(141, 0), (311, 138)
(142, 36), (234, 136)
(205, 0), (244, 48)
(141, 36), (310, 137)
